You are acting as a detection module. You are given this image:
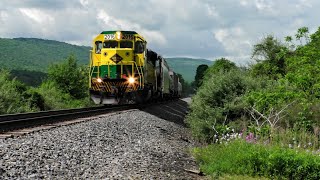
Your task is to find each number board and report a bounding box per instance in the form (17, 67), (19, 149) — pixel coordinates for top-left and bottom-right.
(104, 34), (134, 40)
(104, 34), (115, 40)
(122, 34), (134, 40)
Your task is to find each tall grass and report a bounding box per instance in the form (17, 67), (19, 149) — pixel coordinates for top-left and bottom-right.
(194, 140), (320, 179)
(266, 128), (320, 151)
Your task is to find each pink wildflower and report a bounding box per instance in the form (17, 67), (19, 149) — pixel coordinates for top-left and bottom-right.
(246, 132), (255, 143)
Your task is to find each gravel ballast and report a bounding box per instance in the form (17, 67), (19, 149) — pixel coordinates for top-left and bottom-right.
(0, 99), (200, 179)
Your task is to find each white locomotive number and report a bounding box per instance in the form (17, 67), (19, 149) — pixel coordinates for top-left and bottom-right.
(122, 34), (134, 40)
(104, 34), (133, 40)
(104, 34), (115, 40)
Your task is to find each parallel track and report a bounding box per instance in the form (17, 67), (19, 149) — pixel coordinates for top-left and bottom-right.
(0, 104), (139, 133)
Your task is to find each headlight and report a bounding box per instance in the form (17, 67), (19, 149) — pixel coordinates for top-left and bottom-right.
(128, 77), (135, 84)
(97, 78), (102, 83)
(116, 31), (121, 40)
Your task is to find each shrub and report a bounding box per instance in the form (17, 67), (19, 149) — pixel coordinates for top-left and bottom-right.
(0, 70), (43, 114)
(187, 69), (261, 142)
(47, 55), (88, 99)
(35, 81), (90, 110)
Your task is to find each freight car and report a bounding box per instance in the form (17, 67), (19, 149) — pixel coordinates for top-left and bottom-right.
(89, 31), (181, 104)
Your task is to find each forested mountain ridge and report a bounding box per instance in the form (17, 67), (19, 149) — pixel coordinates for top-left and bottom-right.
(0, 37), (213, 82)
(0, 38), (90, 71)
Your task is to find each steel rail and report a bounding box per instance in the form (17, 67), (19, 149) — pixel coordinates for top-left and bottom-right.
(0, 104), (138, 133)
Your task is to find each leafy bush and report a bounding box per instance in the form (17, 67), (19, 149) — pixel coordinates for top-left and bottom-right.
(0, 55), (92, 113)
(10, 69), (47, 86)
(204, 58), (237, 80)
(194, 64), (208, 88)
(193, 140), (320, 179)
(34, 54), (92, 110)
(47, 55), (88, 99)
(35, 81), (90, 110)
(285, 27), (320, 97)
(250, 35), (287, 79)
(0, 70), (44, 114)
(187, 69), (261, 141)
(243, 79), (311, 130)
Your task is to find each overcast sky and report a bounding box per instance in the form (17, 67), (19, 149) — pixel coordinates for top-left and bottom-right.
(0, 0), (319, 64)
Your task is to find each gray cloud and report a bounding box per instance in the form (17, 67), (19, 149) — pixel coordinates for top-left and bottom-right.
(0, 0), (319, 64)
(0, 0), (81, 10)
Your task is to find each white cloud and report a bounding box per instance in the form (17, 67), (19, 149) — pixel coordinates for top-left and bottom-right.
(0, 11), (8, 22)
(96, 10), (167, 46)
(19, 8), (54, 24)
(206, 4), (219, 18)
(255, 0), (273, 11)
(214, 29), (228, 43)
(254, 0), (278, 15)
(0, 0), (320, 64)
(296, 0), (312, 8)
(214, 27), (251, 57)
(140, 30), (167, 46)
(79, 0), (89, 7)
(240, 0), (249, 6)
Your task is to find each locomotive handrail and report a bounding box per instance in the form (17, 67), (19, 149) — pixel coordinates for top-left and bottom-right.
(89, 50), (94, 88)
(134, 61), (142, 88)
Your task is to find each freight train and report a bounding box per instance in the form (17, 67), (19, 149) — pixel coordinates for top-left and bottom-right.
(89, 31), (182, 105)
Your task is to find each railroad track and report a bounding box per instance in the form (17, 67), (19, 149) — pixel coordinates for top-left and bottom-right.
(0, 104), (140, 137)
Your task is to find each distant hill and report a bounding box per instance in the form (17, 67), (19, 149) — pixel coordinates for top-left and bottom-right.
(0, 38), (213, 83)
(0, 38), (90, 72)
(166, 58), (213, 82)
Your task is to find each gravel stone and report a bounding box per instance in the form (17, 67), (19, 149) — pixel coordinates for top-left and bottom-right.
(0, 99), (201, 179)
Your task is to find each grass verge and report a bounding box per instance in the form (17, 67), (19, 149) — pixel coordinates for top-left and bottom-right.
(193, 140), (320, 179)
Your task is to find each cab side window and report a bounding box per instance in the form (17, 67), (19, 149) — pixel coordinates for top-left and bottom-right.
(95, 41), (102, 54)
(135, 41), (144, 54)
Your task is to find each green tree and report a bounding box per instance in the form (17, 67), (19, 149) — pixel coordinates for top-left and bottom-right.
(285, 36), (295, 51)
(205, 58), (237, 80)
(295, 26), (310, 45)
(0, 70), (44, 114)
(286, 27), (320, 97)
(194, 64), (208, 88)
(36, 81), (87, 110)
(47, 55), (88, 99)
(251, 35), (287, 79)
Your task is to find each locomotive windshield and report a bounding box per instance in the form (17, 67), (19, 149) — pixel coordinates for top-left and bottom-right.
(102, 40), (133, 49)
(120, 41), (133, 48)
(103, 41), (118, 48)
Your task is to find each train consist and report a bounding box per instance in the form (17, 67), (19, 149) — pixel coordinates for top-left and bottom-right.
(89, 31), (182, 105)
